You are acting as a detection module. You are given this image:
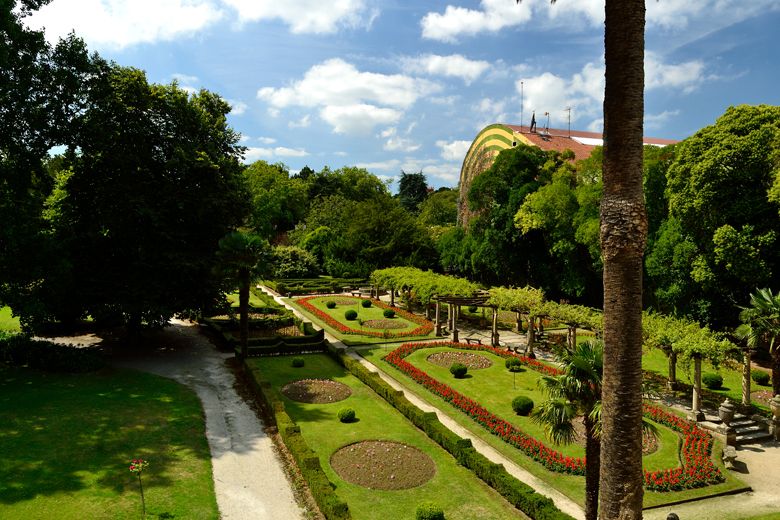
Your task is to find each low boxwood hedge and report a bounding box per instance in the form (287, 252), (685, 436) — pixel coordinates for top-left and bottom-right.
(0, 333), (105, 373)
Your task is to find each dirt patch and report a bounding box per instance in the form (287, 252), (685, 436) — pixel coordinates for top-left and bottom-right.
(362, 319), (406, 330)
(327, 298), (362, 306)
(330, 440), (436, 490)
(752, 389), (775, 406)
(281, 379), (352, 404)
(427, 351), (493, 369)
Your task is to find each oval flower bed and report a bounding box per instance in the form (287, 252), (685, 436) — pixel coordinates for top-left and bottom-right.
(296, 296), (433, 338)
(383, 341), (723, 491)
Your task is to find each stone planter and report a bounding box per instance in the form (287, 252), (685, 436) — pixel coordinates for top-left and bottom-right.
(770, 395), (780, 420)
(719, 398), (736, 425)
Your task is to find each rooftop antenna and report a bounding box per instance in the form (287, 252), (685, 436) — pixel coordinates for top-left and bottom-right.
(565, 106), (572, 137)
(520, 81), (524, 132)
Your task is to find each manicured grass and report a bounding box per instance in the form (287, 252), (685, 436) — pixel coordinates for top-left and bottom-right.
(0, 366), (217, 519)
(360, 346), (748, 509)
(0, 306), (21, 332)
(226, 290), (269, 308)
(286, 296), (435, 346)
(248, 353), (526, 520)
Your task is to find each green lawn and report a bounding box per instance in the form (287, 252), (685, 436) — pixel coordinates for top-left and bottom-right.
(0, 366), (217, 519)
(0, 306), (21, 332)
(360, 346), (748, 509)
(247, 353), (527, 520)
(286, 296), (436, 345)
(226, 290), (269, 308)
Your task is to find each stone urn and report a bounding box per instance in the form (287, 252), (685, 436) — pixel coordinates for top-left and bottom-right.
(770, 395), (780, 420)
(718, 398), (736, 426)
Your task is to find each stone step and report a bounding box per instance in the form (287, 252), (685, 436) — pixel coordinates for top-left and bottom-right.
(734, 424), (766, 435)
(735, 431), (774, 445)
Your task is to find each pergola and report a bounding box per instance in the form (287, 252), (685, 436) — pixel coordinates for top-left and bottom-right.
(432, 293), (501, 346)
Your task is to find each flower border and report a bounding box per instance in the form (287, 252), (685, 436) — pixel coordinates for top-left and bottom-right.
(296, 295), (433, 338)
(383, 341), (724, 491)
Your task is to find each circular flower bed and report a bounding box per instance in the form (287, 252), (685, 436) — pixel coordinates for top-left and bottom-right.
(330, 440), (436, 490)
(281, 379), (352, 404)
(426, 351), (493, 369)
(362, 319), (407, 329)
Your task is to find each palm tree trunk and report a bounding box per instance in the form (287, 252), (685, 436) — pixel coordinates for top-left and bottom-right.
(773, 348), (780, 396)
(239, 267), (249, 359)
(584, 414), (601, 520)
(598, 0), (647, 518)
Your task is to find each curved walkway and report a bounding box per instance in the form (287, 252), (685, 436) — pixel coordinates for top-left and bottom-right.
(111, 319), (303, 520)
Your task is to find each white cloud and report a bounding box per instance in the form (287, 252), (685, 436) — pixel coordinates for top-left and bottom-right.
(380, 127), (420, 152)
(644, 110), (680, 130)
(333, 151), (348, 157)
(430, 95), (460, 106)
(257, 136), (277, 144)
(422, 163), (461, 184)
(401, 54), (490, 84)
(258, 59), (439, 134)
(355, 159), (401, 171)
(436, 140), (471, 162)
(26, 0), (223, 49)
(228, 99), (248, 115)
(645, 53), (705, 93)
(222, 0), (377, 34)
(421, 0), (533, 43)
(243, 146), (309, 163)
(171, 73), (199, 84)
(288, 114), (311, 128)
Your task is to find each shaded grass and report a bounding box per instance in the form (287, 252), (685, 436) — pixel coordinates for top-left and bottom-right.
(0, 366), (217, 519)
(360, 346), (748, 509)
(226, 290), (268, 309)
(0, 306), (21, 332)
(248, 354), (526, 520)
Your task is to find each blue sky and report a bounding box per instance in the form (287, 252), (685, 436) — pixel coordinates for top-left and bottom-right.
(25, 0), (780, 189)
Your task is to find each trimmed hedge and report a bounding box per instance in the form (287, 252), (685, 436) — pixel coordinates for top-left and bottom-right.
(0, 333), (105, 373)
(266, 278), (368, 296)
(511, 396), (535, 416)
(344, 310), (358, 321)
(244, 365), (351, 519)
(338, 408), (356, 423)
(329, 346), (573, 520)
(752, 370), (770, 386)
(449, 363), (468, 378)
(702, 372), (723, 390)
(383, 309), (396, 319)
(416, 502), (445, 520)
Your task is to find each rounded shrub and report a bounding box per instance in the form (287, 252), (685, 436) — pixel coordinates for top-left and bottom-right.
(337, 408), (356, 423)
(416, 502), (445, 520)
(383, 309), (396, 319)
(512, 395), (534, 416)
(468, 305), (478, 314)
(344, 309), (358, 321)
(325, 300), (336, 309)
(505, 357), (523, 371)
(702, 372), (723, 390)
(361, 299), (372, 308)
(449, 363), (468, 379)
(752, 370), (770, 386)
(291, 357), (305, 368)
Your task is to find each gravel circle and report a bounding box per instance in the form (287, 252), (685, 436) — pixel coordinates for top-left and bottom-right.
(281, 378), (352, 404)
(362, 319), (407, 329)
(328, 298), (363, 305)
(427, 351), (493, 369)
(330, 440), (436, 490)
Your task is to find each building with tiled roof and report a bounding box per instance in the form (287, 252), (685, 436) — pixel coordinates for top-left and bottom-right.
(458, 123), (678, 226)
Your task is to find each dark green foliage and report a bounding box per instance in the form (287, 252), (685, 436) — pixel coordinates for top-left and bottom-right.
(417, 189), (457, 227)
(271, 245), (319, 279)
(398, 170), (429, 214)
(505, 357), (523, 372)
(0, 334), (104, 372)
(292, 357), (305, 368)
(245, 161), (309, 241)
(344, 310), (358, 321)
(415, 502), (445, 520)
(326, 301), (337, 309)
(752, 370), (770, 386)
(449, 363), (468, 378)
(702, 372), (723, 390)
(512, 395), (535, 416)
(468, 305), (478, 313)
(361, 299), (372, 308)
(337, 408), (356, 423)
(383, 309), (396, 319)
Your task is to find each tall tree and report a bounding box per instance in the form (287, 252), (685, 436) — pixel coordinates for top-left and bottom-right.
(398, 170), (428, 214)
(597, 0), (647, 516)
(737, 288), (780, 395)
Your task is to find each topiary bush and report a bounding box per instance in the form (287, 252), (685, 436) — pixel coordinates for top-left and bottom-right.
(449, 363), (468, 379)
(344, 309), (358, 321)
(512, 395), (534, 416)
(292, 357), (305, 368)
(415, 501), (445, 520)
(752, 370), (770, 386)
(361, 299), (372, 308)
(325, 300), (336, 309)
(505, 357), (523, 372)
(702, 372), (723, 390)
(383, 309), (396, 319)
(337, 408), (356, 423)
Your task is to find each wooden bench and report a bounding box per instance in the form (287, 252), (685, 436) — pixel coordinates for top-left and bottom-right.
(464, 337), (482, 345)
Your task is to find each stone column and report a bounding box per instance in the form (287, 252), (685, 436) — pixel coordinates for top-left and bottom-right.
(667, 349), (678, 390)
(689, 354), (705, 422)
(452, 304), (459, 343)
(435, 301), (442, 336)
(515, 311), (523, 333)
(742, 348), (751, 408)
(491, 307), (499, 347)
(567, 325), (576, 350)
(526, 316), (536, 359)
(390, 287), (395, 307)
(769, 395), (780, 441)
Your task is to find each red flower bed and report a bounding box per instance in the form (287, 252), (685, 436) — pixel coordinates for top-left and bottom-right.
(296, 296), (433, 338)
(384, 341), (724, 491)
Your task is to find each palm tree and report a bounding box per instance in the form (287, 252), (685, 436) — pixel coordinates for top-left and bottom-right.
(533, 340), (603, 520)
(216, 231), (269, 359)
(517, 0), (647, 516)
(737, 288), (780, 395)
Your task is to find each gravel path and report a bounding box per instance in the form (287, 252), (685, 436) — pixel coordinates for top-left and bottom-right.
(111, 319), (303, 520)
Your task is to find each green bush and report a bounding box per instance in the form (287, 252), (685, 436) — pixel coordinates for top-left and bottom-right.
(0, 334), (105, 373)
(505, 358), (523, 372)
(415, 501), (445, 520)
(449, 363), (468, 379)
(361, 299), (372, 308)
(468, 305), (478, 313)
(383, 309), (395, 319)
(512, 395), (534, 416)
(337, 408), (356, 423)
(326, 301), (336, 309)
(344, 309), (358, 321)
(271, 245), (319, 279)
(702, 372), (723, 390)
(292, 357), (305, 368)
(752, 370), (770, 386)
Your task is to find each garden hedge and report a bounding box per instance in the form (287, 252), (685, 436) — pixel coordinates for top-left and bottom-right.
(0, 333), (105, 372)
